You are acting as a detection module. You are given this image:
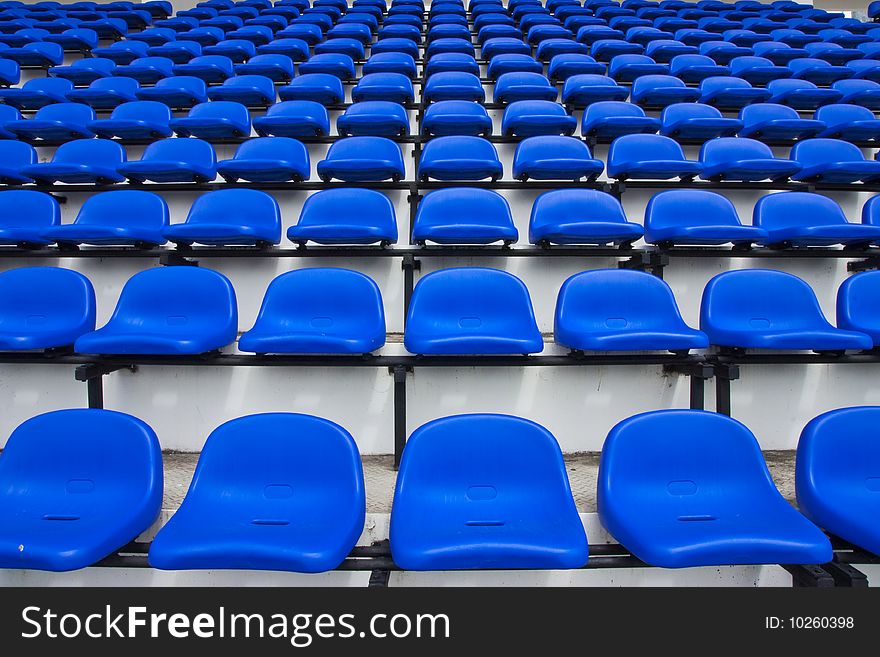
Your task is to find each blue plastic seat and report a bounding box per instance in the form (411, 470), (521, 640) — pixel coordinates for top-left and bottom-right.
(805, 41), (863, 65)
(391, 413), (587, 570)
(493, 72), (556, 104)
(770, 28), (819, 48)
(278, 73), (344, 106)
(48, 56), (115, 85)
(424, 54), (480, 79)
(512, 135), (603, 181)
(351, 72), (414, 104)
(846, 58), (880, 83)
(164, 189), (280, 247)
(314, 37), (365, 61)
(791, 138), (880, 183)
(700, 75), (771, 109)
(547, 53), (604, 81)
(699, 39), (752, 64)
(371, 37), (420, 59)
(240, 270), (385, 354)
(487, 53), (542, 79)
(117, 137), (216, 183)
(378, 22), (421, 43)
(0, 57), (19, 87)
(44, 190), (168, 247)
(700, 269), (872, 351)
(404, 268), (542, 355)
(133, 76), (207, 109)
(607, 133), (702, 180)
(729, 54), (792, 84)
(363, 52), (417, 78)
(112, 56), (174, 84)
(0, 408), (162, 571)
(529, 189), (643, 246)
(412, 188), (517, 245)
(676, 28), (723, 47)
(170, 101), (250, 139)
(422, 100), (492, 137)
(203, 38), (256, 63)
(177, 27), (225, 47)
(561, 74), (629, 107)
(147, 39), (202, 64)
(421, 71), (482, 103)
(228, 24), (274, 46)
(815, 103), (880, 142)
(700, 137), (801, 182)
(216, 136), (309, 183)
(206, 74), (275, 106)
(668, 53), (728, 81)
(172, 54), (235, 82)
(501, 100), (577, 137)
(0, 76), (70, 109)
(317, 136), (405, 183)
(44, 27), (99, 52)
(591, 37), (644, 61)
(788, 57), (853, 84)
(833, 79), (880, 110)
(87, 100), (172, 140)
(337, 100), (409, 137)
(536, 37), (589, 62)
(598, 410), (832, 568)
(288, 188), (396, 246)
(0, 190), (60, 246)
(4, 102), (94, 141)
(419, 136), (502, 181)
(277, 23), (323, 46)
(766, 78), (842, 109)
(254, 40), (309, 67)
(627, 26), (675, 46)
(645, 38), (699, 62)
(74, 267), (237, 355)
(645, 189), (768, 247)
(252, 100), (329, 137)
(2, 42), (63, 67)
(582, 101), (660, 139)
(0, 140), (35, 184)
(481, 36), (529, 59)
(22, 138), (124, 184)
(754, 191), (880, 247)
(555, 269), (708, 352)
(66, 76), (138, 110)
(753, 40), (808, 64)
(150, 412), (362, 570)
(795, 406), (880, 557)
(92, 39), (149, 64)
(631, 73), (702, 108)
(659, 102), (743, 139)
(722, 29), (769, 47)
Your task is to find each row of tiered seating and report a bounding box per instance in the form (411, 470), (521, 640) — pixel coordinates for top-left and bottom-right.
(3, 265), (880, 355)
(6, 187), (880, 249)
(2, 406), (878, 572)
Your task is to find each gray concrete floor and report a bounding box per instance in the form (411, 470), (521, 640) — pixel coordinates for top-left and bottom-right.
(163, 450), (798, 514)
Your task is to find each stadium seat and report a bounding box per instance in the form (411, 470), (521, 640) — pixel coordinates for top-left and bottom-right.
(487, 53), (543, 78)
(833, 79), (880, 110)
(21, 138), (124, 184)
(668, 53), (729, 81)
(404, 268), (543, 355)
(754, 191), (880, 248)
(423, 71), (484, 103)
(412, 188), (517, 245)
(788, 57), (853, 85)
(287, 188), (398, 245)
(699, 40), (752, 64)
(482, 36), (530, 59)
(300, 53), (356, 79)
(644, 189), (769, 247)
(390, 413), (588, 570)
(278, 73), (345, 105)
(631, 73), (701, 107)
(547, 53), (605, 81)
(87, 100), (172, 140)
(3, 42), (64, 67)
(422, 100), (493, 137)
(425, 52), (481, 77)
(164, 189), (280, 247)
(216, 136), (309, 183)
(67, 76), (140, 109)
(739, 102), (825, 140)
(592, 38), (645, 61)
(206, 74), (275, 106)
(699, 75), (771, 109)
(170, 101), (251, 139)
(317, 136), (405, 183)
(846, 58), (880, 82)
(48, 56), (115, 85)
(555, 269), (708, 352)
(242, 53), (300, 83)
(501, 100), (577, 136)
(607, 133), (702, 180)
(44, 190), (169, 247)
(0, 58), (19, 87)
(752, 41), (808, 64)
(0, 140), (36, 184)
(0, 77), (71, 109)
(4, 102), (95, 141)
(512, 135), (603, 181)
(419, 136), (503, 181)
(561, 74), (630, 107)
(805, 42), (864, 65)
(838, 272), (880, 346)
(815, 103), (880, 142)
(240, 270), (386, 354)
(74, 266), (237, 355)
(494, 72), (558, 103)
(728, 54), (791, 84)
(92, 39), (150, 64)
(598, 409), (832, 568)
(176, 27), (226, 47)
(582, 101), (660, 139)
(371, 37), (420, 59)
(337, 100), (409, 137)
(134, 76), (208, 109)
(253, 100), (330, 137)
(351, 72), (415, 104)
(173, 54), (235, 82)
(147, 39), (202, 64)
(699, 137), (801, 181)
(796, 406), (880, 558)
(363, 51), (418, 78)
(660, 102), (742, 139)
(44, 28), (100, 52)
(0, 190), (60, 246)
(203, 37), (257, 62)
(790, 138), (880, 183)
(529, 189), (643, 246)
(112, 56), (175, 83)
(117, 137), (216, 183)
(699, 269), (873, 351)
(0, 409), (162, 571)
(149, 413), (364, 572)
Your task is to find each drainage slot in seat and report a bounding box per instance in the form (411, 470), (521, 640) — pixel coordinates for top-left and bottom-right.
(251, 519), (290, 526)
(677, 515), (717, 522)
(465, 520), (504, 527)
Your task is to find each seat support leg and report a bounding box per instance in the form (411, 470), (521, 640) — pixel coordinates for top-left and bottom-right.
(75, 363), (137, 409)
(390, 365), (410, 468)
(664, 362), (714, 410)
(401, 254), (421, 328)
(713, 363), (739, 416)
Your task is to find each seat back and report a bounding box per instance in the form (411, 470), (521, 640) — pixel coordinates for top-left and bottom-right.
(701, 74), (754, 93)
(421, 134), (500, 161)
(646, 189), (744, 230)
(139, 136), (215, 168)
(52, 138), (125, 166)
(584, 99), (650, 123)
(0, 266), (94, 335)
(838, 271), (880, 336)
(230, 135), (308, 165)
(815, 102), (876, 125)
(530, 189), (629, 238)
(788, 57), (833, 74)
(633, 73), (687, 95)
(700, 268), (834, 333)
(68, 57), (116, 73)
(154, 75), (207, 96)
(515, 134), (593, 160)
(661, 102), (725, 126)
(792, 137), (866, 166)
(84, 75), (140, 96)
(22, 76), (71, 95)
(186, 98), (250, 122)
(219, 72), (275, 97)
(185, 188), (280, 233)
(609, 133), (689, 162)
(323, 134), (403, 162)
(414, 187), (514, 232)
(754, 191), (848, 231)
(296, 187), (397, 235)
(833, 78), (880, 96)
(33, 101), (95, 124)
(740, 101), (801, 124)
(700, 136), (776, 165)
(75, 190), (168, 232)
(123, 56), (174, 74)
(108, 99), (171, 123)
